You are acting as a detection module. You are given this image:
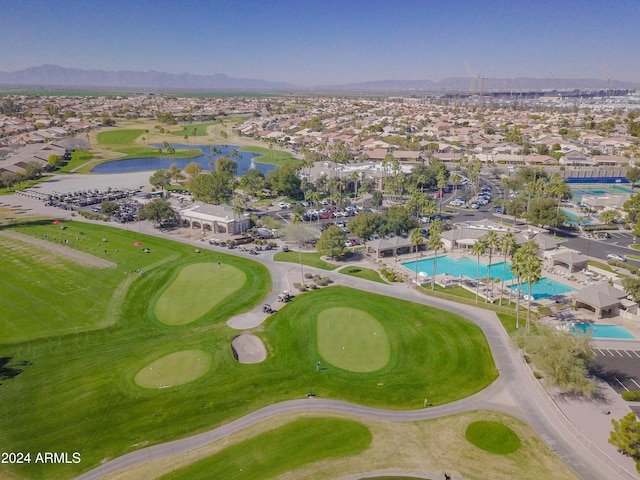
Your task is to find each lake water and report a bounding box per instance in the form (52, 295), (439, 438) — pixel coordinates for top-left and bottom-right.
(91, 144), (277, 176)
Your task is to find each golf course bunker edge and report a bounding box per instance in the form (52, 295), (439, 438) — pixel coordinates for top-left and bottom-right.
(231, 334), (267, 364)
(317, 307), (390, 372)
(134, 349), (212, 389)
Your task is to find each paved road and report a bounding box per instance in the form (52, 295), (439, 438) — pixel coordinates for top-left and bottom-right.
(69, 222), (633, 480)
(2, 193), (631, 480)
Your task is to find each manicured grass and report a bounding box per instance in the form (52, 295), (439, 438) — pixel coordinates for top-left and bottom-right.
(0, 222), (497, 480)
(154, 263), (246, 325)
(116, 411), (579, 480)
(0, 231), (123, 342)
(134, 349), (212, 388)
(160, 417), (371, 480)
(171, 123), (216, 137)
(274, 250), (340, 270)
(632, 244), (640, 250)
(97, 128), (146, 145)
(239, 145), (301, 166)
(317, 307), (390, 372)
(58, 149), (94, 173)
(465, 420), (521, 454)
(587, 259), (616, 273)
(340, 266), (388, 284)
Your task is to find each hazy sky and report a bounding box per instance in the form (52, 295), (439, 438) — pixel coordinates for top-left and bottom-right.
(2, 0), (639, 86)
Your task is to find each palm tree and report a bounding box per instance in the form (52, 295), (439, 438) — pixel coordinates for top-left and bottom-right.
(517, 241), (542, 333)
(498, 232), (517, 306)
(450, 172), (461, 197)
(410, 228), (424, 284)
(292, 213), (305, 283)
(233, 193), (245, 235)
(483, 230), (499, 303)
(471, 237), (488, 304)
(428, 220), (444, 291)
(436, 169), (447, 213)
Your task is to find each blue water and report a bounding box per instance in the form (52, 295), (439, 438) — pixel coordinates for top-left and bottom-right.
(561, 209), (593, 226)
(402, 256), (513, 281)
(507, 277), (576, 300)
(572, 324), (635, 339)
(566, 177), (630, 184)
(91, 144), (277, 175)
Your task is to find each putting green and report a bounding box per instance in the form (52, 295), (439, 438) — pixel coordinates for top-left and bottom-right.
(135, 349), (212, 389)
(154, 262), (246, 325)
(317, 307), (390, 372)
(465, 421), (521, 454)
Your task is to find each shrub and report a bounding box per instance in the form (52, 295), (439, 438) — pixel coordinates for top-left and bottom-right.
(304, 273), (313, 279)
(533, 371), (543, 379)
(622, 391), (640, 401)
(309, 283), (318, 290)
(523, 355), (531, 363)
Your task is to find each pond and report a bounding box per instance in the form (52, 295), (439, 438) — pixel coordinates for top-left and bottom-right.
(91, 144), (277, 175)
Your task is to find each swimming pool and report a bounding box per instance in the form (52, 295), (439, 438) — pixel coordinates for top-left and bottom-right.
(507, 277), (576, 300)
(572, 324), (635, 339)
(402, 256), (513, 281)
(561, 209), (593, 226)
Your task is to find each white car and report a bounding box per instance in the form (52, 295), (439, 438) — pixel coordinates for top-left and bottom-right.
(278, 202), (290, 209)
(607, 253), (626, 262)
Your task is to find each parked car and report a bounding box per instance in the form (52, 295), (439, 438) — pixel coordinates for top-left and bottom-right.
(606, 253), (626, 262)
(278, 201), (290, 209)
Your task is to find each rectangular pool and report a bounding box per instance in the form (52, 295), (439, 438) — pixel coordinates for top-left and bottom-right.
(402, 256), (513, 282)
(561, 209), (593, 226)
(572, 324), (635, 339)
(507, 277), (577, 300)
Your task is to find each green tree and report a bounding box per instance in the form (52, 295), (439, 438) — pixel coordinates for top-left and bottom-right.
(622, 276), (640, 302)
(371, 190), (383, 211)
(427, 220), (444, 291)
(482, 230), (499, 302)
(239, 168), (266, 199)
(267, 164), (301, 197)
(184, 162), (202, 177)
(514, 241), (542, 332)
(149, 169), (172, 191)
(168, 163), (184, 183)
(410, 228), (424, 284)
(216, 156), (238, 178)
(624, 193), (640, 224)
(626, 168), (640, 188)
(471, 237), (488, 304)
(100, 200), (119, 217)
(139, 198), (175, 226)
(189, 171), (233, 204)
(348, 212), (380, 241)
(498, 232), (517, 306)
(47, 154), (63, 168)
(316, 226), (347, 260)
(609, 412), (640, 463)
(599, 209), (621, 225)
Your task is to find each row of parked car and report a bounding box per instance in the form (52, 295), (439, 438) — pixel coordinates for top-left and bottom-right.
(448, 186), (493, 210)
(302, 205), (363, 221)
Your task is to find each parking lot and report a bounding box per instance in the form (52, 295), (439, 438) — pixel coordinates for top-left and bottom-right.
(591, 347), (640, 392)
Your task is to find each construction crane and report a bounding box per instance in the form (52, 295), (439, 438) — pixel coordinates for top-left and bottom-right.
(463, 59), (476, 96)
(601, 65), (611, 97)
(550, 72), (558, 93)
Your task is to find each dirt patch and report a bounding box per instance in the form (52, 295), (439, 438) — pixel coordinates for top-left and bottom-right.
(0, 230), (116, 268)
(231, 334), (266, 364)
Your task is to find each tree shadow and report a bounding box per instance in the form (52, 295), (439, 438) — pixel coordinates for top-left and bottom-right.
(0, 357), (31, 385)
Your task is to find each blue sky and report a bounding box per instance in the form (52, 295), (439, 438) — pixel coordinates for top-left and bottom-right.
(2, 0), (639, 85)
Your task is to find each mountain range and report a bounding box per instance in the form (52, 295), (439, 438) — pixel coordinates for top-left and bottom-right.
(0, 65), (638, 93)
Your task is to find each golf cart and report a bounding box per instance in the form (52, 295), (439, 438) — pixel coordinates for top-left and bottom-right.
(277, 291), (292, 303)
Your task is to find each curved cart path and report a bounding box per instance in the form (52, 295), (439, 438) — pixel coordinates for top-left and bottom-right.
(20, 214), (625, 480)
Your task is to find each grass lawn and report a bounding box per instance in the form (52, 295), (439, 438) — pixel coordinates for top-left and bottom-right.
(97, 129), (146, 145)
(58, 149), (94, 173)
(317, 307), (390, 372)
(111, 411), (578, 480)
(340, 266), (388, 284)
(274, 250), (340, 270)
(465, 420), (521, 454)
(154, 263), (246, 325)
(0, 227), (496, 480)
(160, 417), (371, 480)
(587, 259), (616, 273)
(239, 145), (301, 166)
(171, 123), (217, 137)
(134, 349), (212, 388)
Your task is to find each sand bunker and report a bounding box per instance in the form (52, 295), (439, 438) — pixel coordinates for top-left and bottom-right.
(0, 230), (115, 268)
(231, 334), (266, 364)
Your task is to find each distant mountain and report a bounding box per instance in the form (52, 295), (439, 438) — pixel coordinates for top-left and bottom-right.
(0, 65), (297, 91)
(317, 76), (640, 92)
(0, 65), (638, 92)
